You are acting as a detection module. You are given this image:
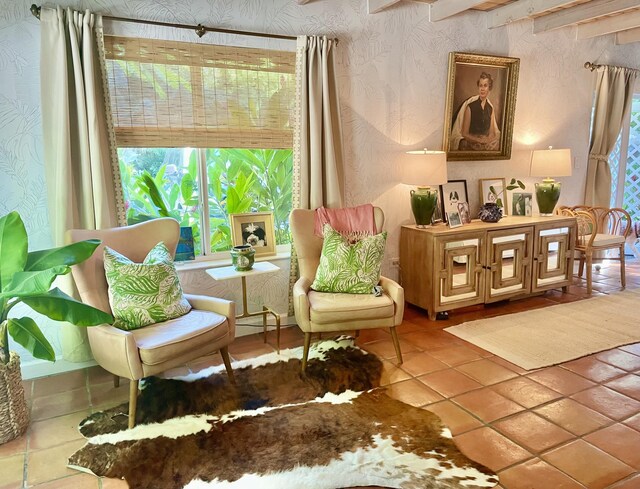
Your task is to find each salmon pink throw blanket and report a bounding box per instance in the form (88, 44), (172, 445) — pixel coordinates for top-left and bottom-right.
(313, 204), (377, 238)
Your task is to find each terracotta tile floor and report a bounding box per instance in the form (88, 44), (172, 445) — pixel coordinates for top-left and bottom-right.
(3, 258), (640, 488)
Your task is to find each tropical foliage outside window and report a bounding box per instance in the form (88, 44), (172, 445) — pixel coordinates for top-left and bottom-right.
(119, 147), (293, 257)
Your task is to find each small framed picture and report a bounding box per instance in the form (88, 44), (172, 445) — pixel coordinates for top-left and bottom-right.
(479, 177), (508, 214)
(447, 211), (463, 228)
(457, 202), (471, 224)
(230, 212), (276, 256)
(432, 192), (443, 224)
(512, 192), (533, 216)
(439, 179), (469, 223)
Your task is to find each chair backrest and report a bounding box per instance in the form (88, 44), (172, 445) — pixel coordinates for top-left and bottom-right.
(65, 218), (180, 313)
(574, 210), (597, 249)
(600, 208), (632, 237)
(290, 207), (384, 281)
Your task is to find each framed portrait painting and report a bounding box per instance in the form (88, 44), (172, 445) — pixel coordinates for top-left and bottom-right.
(230, 212), (277, 256)
(442, 52), (520, 161)
(439, 179), (469, 221)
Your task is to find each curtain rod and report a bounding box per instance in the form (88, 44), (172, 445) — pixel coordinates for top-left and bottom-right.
(584, 61), (639, 73)
(30, 4), (298, 41)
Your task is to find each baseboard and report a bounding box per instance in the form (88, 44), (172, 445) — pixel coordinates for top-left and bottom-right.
(21, 357), (98, 380)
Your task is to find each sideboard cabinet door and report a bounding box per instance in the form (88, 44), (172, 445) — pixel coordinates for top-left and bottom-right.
(435, 233), (486, 314)
(485, 227), (533, 302)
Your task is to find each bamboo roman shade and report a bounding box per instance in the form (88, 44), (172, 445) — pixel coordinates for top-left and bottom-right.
(103, 36), (295, 148)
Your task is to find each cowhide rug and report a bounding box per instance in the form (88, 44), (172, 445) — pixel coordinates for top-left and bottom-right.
(69, 337), (498, 489)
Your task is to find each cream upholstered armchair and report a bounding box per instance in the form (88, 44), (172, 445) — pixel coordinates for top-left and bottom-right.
(290, 207), (404, 371)
(66, 218), (235, 428)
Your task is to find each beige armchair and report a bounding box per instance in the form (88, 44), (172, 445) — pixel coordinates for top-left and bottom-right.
(66, 218), (235, 428)
(290, 207), (404, 371)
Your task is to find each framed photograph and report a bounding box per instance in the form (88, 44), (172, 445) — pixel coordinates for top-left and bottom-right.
(457, 202), (471, 224)
(230, 212), (276, 256)
(432, 192), (443, 224)
(442, 52), (520, 161)
(512, 192), (533, 216)
(439, 179), (469, 221)
(447, 211), (463, 228)
(479, 177), (508, 214)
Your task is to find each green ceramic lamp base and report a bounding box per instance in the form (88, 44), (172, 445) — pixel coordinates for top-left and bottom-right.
(535, 180), (562, 216)
(410, 187), (439, 227)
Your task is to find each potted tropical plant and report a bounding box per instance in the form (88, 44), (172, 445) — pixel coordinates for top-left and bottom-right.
(0, 211), (113, 444)
(479, 178), (526, 222)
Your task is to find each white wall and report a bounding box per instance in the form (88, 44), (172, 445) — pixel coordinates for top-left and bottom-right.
(1, 0), (639, 375)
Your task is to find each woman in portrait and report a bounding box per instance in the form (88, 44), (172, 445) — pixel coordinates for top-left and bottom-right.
(450, 72), (501, 151)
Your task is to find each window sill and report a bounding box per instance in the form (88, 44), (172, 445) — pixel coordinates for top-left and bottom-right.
(174, 249), (292, 273)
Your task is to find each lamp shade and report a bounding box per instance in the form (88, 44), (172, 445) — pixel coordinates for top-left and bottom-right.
(530, 147), (572, 178)
(404, 150), (448, 186)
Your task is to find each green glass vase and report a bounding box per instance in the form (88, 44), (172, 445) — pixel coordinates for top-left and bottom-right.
(535, 181), (562, 215)
(410, 187), (439, 228)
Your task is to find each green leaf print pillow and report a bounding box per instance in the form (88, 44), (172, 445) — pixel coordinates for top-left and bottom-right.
(311, 224), (387, 294)
(104, 242), (191, 330)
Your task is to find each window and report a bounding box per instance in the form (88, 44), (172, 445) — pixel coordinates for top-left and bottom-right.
(104, 36), (295, 257)
(609, 91), (640, 224)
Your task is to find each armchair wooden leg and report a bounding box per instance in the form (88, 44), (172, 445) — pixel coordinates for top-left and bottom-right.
(301, 332), (312, 373)
(128, 380), (139, 429)
(220, 346), (235, 385)
(113, 375), (120, 388)
(390, 327), (403, 365)
(620, 245), (626, 289)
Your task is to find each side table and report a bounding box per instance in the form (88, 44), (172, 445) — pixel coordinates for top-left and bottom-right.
(205, 261), (282, 351)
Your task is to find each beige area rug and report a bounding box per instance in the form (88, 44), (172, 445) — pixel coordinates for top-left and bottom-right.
(445, 288), (640, 370)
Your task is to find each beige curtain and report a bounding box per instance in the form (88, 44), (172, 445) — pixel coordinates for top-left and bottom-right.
(294, 35), (345, 210)
(288, 35), (345, 315)
(40, 7), (123, 361)
(584, 65), (638, 206)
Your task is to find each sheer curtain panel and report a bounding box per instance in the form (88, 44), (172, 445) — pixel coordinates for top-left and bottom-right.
(40, 6), (122, 361)
(585, 65), (638, 207)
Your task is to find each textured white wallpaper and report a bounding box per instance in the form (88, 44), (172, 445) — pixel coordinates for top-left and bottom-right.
(1, 0), (639, 372)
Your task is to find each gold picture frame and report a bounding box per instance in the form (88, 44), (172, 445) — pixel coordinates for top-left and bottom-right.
(443, 52), (520, 161)
(230, 212), (276, 256)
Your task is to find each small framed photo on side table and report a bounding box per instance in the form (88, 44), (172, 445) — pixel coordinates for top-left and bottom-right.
(230, 212), (277, 256)
(447, 211), (463, 228)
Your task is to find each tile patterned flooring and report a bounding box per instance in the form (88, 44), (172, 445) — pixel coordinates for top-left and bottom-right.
(2, 259), (640, 488)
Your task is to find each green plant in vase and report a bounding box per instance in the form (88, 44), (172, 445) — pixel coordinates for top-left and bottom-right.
(489, 178), (526, 209)
(0, 211), (113, 444)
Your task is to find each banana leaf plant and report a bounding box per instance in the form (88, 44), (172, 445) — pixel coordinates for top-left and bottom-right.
(0, 212), (113, 365)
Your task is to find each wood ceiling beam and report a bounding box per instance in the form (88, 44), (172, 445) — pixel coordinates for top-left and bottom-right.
(429, 0), (486, 22)
(368, 0), (403, 14)
(616, 26), (640, 44)
(488, 0), (576, 29)
(533, 0), (640, 34)
(577, 9), (640, 39)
